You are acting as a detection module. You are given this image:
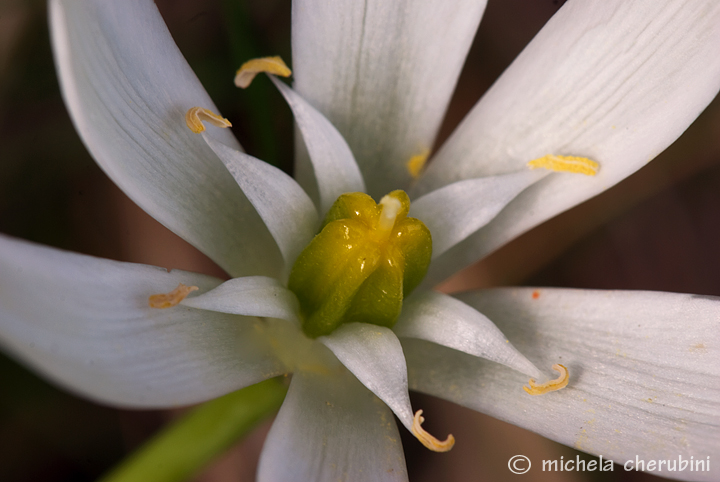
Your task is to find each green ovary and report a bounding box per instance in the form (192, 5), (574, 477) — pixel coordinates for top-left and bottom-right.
(288, 190), (432, 338)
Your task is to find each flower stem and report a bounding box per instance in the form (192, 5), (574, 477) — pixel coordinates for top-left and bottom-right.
(99, 378), (287, 482)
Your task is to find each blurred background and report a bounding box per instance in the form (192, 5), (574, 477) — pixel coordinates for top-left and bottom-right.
(0, 0), (718, 481)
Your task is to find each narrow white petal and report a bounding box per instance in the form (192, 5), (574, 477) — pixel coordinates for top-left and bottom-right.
(409, 170), (544, 260)
(201, 134), (318, 272)
(417, 0), (720, 282)
(270, 77), (365, 214)
(0, 235), (285, 407)
(405, 288), (720, 481)
(318, 323), (416, 433)
(50, 0), (282, 278)
(292, 0), (487, 197)
(394, 291), (540, 378)
(258, 370), (408, 482)
(181, 276), (300, 324)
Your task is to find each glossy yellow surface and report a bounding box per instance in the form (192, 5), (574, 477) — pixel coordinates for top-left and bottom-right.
(289, 191), (431, 338)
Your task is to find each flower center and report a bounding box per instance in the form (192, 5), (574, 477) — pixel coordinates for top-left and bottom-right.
(288, 190), (432, 338)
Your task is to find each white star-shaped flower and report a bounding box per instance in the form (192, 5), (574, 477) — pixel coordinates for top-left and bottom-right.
(1, 1), (719, 481)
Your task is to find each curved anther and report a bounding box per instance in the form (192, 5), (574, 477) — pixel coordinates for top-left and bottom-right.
(149, 283), (198, 309)
(234, 56), (292, 89)
(523, 363), (569, 395)
(406, 148), (430, 179)
(411, 409), (455, 452)
(185, 107), (231, 134)
(527, 154), (599, 176)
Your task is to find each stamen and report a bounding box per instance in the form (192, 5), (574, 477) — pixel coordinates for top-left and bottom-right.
(375, 195), (402, 243)
(406, 149), (430, 179)
(527, 154), (599, 176)
(523, 364), (569, 395)
(185, 107), (232, 133)
(234, 56), (292, 89)
(149, 283), (198, 309)
(411, 410), (455, 452)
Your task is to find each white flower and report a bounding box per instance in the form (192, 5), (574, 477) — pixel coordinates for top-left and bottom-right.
(1, 0), (719, 481)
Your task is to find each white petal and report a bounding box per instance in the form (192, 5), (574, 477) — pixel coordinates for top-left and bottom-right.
(417, 0), (720, 283)
(394, 291), (540, 378)
(0, 235), (285, 407)
(292, 0), (488, 197)
(405, 288), (720, 480)
(270, 76), (365, 214)
(180, 276), (300, 324)
(258, 370), (408, 482)
(201, 134), (318, 273)
(409, 170), (544, 260)
(318, 323), (415, 433)
(50, 0), (282, 278)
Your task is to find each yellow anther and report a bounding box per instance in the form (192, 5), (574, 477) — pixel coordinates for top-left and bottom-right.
(411, 410), (455, 452)
(149, 283), (198, 309)
(523, 364), (569, 395)
(527, 154), (599, 176)
(185, 107), (232, 134)
(406, 149), (430, 179)
(234, 56), (292, 89)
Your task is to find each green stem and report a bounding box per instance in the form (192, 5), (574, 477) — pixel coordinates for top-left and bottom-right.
(99, 378), (287, 482)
